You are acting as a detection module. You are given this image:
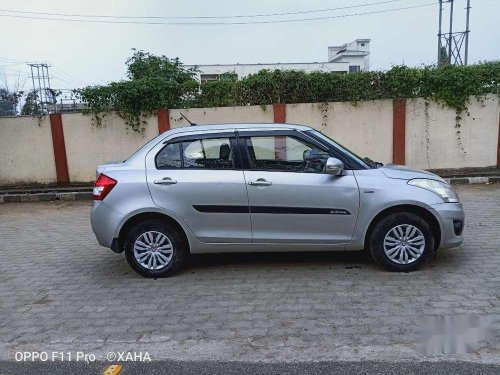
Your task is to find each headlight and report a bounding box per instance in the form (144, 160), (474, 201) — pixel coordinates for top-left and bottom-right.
(408, 179), (459, 203)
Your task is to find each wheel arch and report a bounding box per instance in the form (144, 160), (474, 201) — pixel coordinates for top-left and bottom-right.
(364, 204), (441, 250)
(117, 212), (190, 254)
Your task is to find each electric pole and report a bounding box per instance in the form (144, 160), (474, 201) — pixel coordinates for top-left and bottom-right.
(28, 63), (56, 114)
(437, 0), (471, 65)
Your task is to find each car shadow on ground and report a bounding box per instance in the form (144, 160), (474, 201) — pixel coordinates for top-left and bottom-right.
(186, 250), (374, 271)
(181, 246), (464, 275)
(103, 247), (463, 278)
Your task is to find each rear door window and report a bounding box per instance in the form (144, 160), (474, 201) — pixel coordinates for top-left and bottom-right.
(155, 142), (182, 169)
(156, 137), (235, 170)
(182, 138), (234, 169)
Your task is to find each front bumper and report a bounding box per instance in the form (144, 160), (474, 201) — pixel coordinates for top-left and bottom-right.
(431, 202), (465, 249)
(90, 201), (125, 249)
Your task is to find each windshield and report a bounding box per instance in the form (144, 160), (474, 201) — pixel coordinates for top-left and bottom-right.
(305, 130), (371, 169)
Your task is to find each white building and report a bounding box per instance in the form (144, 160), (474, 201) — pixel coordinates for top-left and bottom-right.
(187, 39), (370, 83)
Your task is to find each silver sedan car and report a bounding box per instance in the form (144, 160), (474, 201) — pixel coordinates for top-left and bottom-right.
(91, 124), (464, 278)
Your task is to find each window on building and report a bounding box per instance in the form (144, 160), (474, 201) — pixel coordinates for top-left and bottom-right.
(219, 73), (238, 81)
(200, 74), (220, 84)
(200, 73), (238, 83)
(349, 65), (361, 73)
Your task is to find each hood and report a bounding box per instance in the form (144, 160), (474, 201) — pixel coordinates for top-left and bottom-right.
(380, 164), (446, 183)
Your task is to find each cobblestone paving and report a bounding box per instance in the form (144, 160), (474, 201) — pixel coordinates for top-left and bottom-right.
(0, 185), (499, 363)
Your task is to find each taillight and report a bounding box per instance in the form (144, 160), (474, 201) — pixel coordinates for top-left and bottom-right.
(93, 173), (117, 201)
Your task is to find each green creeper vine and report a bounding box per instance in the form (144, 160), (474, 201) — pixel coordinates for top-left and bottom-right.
(319, 102), (329, 131)
(424, 100), (431, 169)
(75, 50), (199, 133)
(455, 110), (467, 155)
(75, 51), (500, 135)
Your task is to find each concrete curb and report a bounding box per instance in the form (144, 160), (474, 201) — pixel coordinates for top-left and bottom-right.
(1, 176), (499, 203)
(0, 191), (92, 203)
(446, 176), (500, 185)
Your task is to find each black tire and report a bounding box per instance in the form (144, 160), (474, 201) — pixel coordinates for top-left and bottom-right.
(124, 219), (188, 278)
(368, 212), (434, 272)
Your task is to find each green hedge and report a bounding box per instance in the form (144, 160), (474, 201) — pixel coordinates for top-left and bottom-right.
(198, 62), (500, 113)
(77, 57), (500, 133)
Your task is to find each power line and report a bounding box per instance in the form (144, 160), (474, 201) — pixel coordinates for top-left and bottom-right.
(51, 66), (87, 85)
(51, 76), (77, 87)
(1, 72), (30, 78)
(0, 61), (27, 68)
(0, 56), (26, 64)
(0, 67), (30, 75)
(0, 2), (436, 25)
(1, 57), (93, 87)
(0, 0), (410, 20)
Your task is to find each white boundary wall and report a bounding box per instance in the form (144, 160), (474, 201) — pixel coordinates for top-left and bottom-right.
(286, 100), (394, 164)
(406, 96), (500, 169)
(0, 116), (57, 185)
(0, 98), (498, 186)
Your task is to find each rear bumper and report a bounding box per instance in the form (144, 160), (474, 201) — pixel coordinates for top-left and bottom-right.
(431, 202), (465, 249)
(90, 201), (125, 249)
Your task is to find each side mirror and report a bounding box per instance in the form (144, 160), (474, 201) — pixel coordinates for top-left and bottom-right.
(303, 149), (330, 161)
(325, 157), (344, 176)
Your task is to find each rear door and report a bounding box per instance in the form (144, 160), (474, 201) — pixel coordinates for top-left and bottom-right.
(146, 132), (251, 243)
(239, 131), (359, 245)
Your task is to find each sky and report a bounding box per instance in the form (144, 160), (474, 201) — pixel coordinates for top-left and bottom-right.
(0, 0), (499, 93)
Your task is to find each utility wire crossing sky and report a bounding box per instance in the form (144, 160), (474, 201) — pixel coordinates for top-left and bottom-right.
(0, 1), (436, 25)
(0, 0), (498, 90)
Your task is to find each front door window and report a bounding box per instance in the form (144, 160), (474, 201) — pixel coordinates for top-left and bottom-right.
(245, 135), (329, 173)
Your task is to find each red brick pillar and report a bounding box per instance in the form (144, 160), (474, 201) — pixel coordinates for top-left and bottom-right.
(392, 99), (406, 165)
(157, 108), (170, 134)
(497, 114), (500, 167)
(273, 103), (287, 159)
(273, 103), (286, 123)
(49, 113), (70, 185)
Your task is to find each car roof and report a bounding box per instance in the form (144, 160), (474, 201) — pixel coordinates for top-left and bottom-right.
(166, 123), (313, 135)
(124, 123), (316, 167)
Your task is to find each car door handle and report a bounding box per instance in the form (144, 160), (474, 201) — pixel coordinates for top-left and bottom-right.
(154, 177), (177, 185)
(248, 179), (272, 186)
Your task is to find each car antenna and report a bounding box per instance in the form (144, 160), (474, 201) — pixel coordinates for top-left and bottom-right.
(180, 113), (196, 126)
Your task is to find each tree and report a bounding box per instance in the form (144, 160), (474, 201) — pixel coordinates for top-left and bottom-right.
(0, 89), (16, 116)
(0, 70), (24, 116)
(76, 49), (199, 132)
(21, 90), (43, 116)
(438, 46), (450, 66)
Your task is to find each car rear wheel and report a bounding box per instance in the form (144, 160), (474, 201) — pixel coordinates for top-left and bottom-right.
(368, 212), (434, 272)
(124, 219), (188, 278)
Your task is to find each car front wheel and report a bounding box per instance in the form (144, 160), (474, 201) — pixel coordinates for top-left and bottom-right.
(368, 212), (434, 272)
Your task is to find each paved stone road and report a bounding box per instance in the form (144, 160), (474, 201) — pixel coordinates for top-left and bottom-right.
(0, 185), (499, 364)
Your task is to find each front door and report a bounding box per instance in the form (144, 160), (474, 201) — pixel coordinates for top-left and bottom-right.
(146, 133), (251, 243)
(239, 132), (359, 244)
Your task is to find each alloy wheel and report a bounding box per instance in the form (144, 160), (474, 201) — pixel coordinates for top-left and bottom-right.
(133, 231), (174, 270)
(383, 224), (425, 265)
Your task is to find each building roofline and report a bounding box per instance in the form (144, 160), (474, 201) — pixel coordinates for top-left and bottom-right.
(328, 51), (370, 63)
(328, 38), (371, 48)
